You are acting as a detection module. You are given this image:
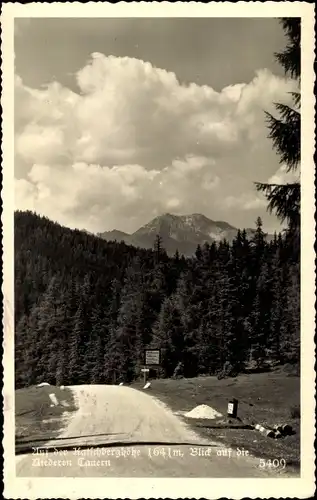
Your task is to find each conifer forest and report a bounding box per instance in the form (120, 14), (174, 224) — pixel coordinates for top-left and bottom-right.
(15, 210), (300, 388)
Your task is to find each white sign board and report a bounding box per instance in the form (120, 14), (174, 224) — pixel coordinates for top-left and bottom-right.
(145, 349), (161, 366)
(227, 403), (234, 413)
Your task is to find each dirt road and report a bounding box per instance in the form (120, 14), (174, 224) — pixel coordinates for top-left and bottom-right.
(16, 385), (276, 477)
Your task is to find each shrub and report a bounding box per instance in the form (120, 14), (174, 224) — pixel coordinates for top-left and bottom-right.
(217, 361), (239, 380)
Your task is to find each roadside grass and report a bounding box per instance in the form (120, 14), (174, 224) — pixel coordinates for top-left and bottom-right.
(15, 385), (78, 449)
(131, 369), (300, 472)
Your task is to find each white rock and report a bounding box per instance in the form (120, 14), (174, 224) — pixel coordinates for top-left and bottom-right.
(185, 404), (223, 419)
(60, 385), (65, 390)
(49, 393), (58, 406)
(37, 382), (50, 387)
(143, 382), (151, 390)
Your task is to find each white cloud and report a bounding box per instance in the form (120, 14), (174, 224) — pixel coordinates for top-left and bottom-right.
(14, 54), (296, 233)
(268, 165), (300, 185)
(222, 193), (267, 211)
(16, 124), (66, 164)
(166, 198), (181, 209)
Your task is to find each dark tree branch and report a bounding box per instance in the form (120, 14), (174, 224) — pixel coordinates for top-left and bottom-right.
(264, 110), (300, 172)
(254, 181), (300, 229)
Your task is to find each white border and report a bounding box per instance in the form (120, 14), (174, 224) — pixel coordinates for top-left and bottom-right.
(2, 2), (315, 498)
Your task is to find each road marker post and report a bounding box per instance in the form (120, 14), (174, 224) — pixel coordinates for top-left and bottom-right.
(141, 367), (150, 386)
(227, 398), (238, 418)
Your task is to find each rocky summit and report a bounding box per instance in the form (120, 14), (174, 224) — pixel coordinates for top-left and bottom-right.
(97, 213), (259, 256)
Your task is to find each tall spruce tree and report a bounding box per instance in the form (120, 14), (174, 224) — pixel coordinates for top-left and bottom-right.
(152, 295), (185, 378)
(32, 276), (65, 384)
(268, 249), (286, 363)
(255, 18), (301, 238)
(113, 259), (147, 382)
(89, 305), (109, 384)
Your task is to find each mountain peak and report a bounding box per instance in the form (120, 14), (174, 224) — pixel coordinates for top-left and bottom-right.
(161, 212), (179, 219)
(98, 212), (260, 256)
(98, 212), (270, 257)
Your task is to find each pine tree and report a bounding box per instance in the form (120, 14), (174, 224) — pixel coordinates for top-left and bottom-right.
(249, 217), (267, 295)
(250, 262), (273, 367)
(255, 18), (300, 236)
(55, 336), (68, 386)
(32, 276), (65, 383)
(90, 305), (109, 384)
(113, 259), (147, 382)
(60, 278), (81, 384)
(287, 262), (300, 363)
(16, 309), (41, 387)
(224, 230), (253, 370)
(152, 296), (185, 378)
(195, 244), (203, 261)
(280, 263), (300, 363)
(268, 250), (286, 363)
(69, 304), (85, 384)
(173, 268), (206, 377)
(223, 261), (248, 372)
(154, 235), (163, 265)
(196, 276), (223, 375)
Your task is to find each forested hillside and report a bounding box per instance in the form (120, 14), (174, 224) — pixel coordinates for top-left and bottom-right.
(15, 210), (300, 389)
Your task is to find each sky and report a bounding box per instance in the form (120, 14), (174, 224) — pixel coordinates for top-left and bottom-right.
(14, 17), (298, 234)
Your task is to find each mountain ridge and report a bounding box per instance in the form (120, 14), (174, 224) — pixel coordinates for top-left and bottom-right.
(97, 213), (269, 256)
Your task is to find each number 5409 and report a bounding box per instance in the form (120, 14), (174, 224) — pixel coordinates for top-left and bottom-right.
(259, 458), (286, 469)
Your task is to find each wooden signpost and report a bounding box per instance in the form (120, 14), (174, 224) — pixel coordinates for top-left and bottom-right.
(143, 349), (161, 385)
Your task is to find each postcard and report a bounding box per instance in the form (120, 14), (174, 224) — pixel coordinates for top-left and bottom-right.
(2, 2), (315, 498)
